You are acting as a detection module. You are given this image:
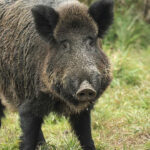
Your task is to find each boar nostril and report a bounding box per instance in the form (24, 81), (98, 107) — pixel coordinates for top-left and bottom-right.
(76, 80), (96, 101)
(79, 92), (85, 97)
(89, 92), (94, 96)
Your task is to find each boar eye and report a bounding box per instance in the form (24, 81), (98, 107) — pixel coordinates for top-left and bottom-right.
(86, 37), (96, 46)
(60, 40), (70, 50)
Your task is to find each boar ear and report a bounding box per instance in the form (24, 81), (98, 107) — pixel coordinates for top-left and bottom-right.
(31, 5), (59, 41)
(89, 0), (114, 38)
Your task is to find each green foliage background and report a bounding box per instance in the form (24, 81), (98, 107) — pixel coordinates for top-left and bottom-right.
(104, 0), (150, 51)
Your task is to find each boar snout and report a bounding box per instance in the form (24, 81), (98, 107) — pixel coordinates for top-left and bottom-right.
(76, 80), (96, 102)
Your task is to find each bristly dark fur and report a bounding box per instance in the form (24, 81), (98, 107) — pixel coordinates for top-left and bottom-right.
(89, 0), (114, 38)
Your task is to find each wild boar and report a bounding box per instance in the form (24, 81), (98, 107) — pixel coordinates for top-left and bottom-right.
(0, 0), (114, 149)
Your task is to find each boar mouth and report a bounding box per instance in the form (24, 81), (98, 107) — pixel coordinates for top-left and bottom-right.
(50, 80), (100, 112)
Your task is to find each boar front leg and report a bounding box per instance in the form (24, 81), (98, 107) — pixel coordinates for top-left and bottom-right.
(19, 104), (43, 150)
(37, 129), (46, 146)
(0, 100), (5, 127)
(69, 110), (96, 150)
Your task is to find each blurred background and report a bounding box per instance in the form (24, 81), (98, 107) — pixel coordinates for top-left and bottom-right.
(0, 0), (150, 149)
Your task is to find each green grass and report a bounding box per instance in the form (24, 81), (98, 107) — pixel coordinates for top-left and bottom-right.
(0, 48), (150, 150)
